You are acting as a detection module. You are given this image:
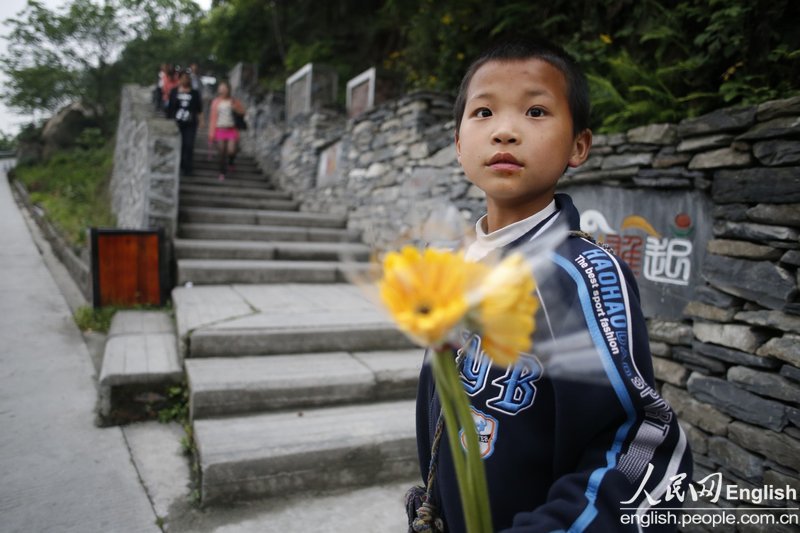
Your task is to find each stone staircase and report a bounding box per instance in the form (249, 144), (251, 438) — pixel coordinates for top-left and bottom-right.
(172, 147), (421, 504)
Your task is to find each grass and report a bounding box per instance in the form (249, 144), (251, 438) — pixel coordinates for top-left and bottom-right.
(12, 141), (115, 248)
(73, 302), (174, 333)
(74, 305), (118, 333)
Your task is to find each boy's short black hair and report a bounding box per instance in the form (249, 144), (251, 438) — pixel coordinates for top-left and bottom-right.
(453, 39), (590, 137)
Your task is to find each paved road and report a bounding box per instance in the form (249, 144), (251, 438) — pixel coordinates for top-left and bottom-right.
(0, 162), (159, 532)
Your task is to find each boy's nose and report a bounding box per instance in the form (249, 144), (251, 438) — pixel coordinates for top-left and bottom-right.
(492, 122), (519, 144)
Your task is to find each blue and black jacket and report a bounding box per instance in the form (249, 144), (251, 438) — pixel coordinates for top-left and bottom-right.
(416, 193), (693, 532)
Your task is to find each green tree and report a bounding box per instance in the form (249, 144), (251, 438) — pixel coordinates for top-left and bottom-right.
(1, 0), (205, 131)
(202, 0), (402, 92)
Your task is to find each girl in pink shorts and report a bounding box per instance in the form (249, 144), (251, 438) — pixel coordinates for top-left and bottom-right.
(208, 82), (245, 180)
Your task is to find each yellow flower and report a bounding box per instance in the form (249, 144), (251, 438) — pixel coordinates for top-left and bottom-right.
(379, 246), (485, 346)
(471, 253), (538, 366)
(379, 247), (539, 366)
(600, 33), (613, 44)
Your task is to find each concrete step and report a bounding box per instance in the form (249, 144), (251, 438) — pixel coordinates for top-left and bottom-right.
(193, 148), (257, 160)
(194, 400), (417, 504)
(191, 158), (259, 170)
(174, 239), (371, 261)
(189, 168), (266, 180)
(179, 223), (361, 243)
(179, 207), (346, 228)
(188, 318), (412, 358)
(187, 349), (422, 418)
(179, 194), (297, 211)
(177, 258), (363, 284)
(179, 183), (291, 200)
(181, 176), (273, 189)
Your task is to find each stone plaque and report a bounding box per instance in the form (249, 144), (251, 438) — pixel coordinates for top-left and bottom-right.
(286, 65), (311, 120)
(347, 68), (375, 118)
(346, 67), (400, 118)
(562, 186), (713, 319)
(350, 80), (371, 118)
(286, 63), (338, 121)
(229, 63), (257, 97)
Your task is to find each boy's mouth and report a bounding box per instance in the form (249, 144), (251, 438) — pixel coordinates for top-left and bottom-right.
(487, 152), (523, 172)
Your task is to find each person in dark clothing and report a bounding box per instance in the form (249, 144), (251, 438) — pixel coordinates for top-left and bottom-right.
(167, 68), (203, 176)
(413, 39), (692, 533)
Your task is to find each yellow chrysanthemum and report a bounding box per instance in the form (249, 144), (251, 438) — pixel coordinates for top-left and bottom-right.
(471, 253), (539, 366)
(379, 246), (486, 346)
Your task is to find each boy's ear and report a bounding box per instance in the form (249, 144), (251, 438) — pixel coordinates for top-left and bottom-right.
(567, 129), (593, 168)
(455, 131), (462, 163)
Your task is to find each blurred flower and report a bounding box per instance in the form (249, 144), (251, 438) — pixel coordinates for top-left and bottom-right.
(379, 246), (483, 346)
(375, 239), (541, 532)
(470, 253), (538, 366)
(600, 33), (613, 44)
(379, 246), (537, 366)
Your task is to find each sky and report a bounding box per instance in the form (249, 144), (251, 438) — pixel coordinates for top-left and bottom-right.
(0, 0), (213, 135)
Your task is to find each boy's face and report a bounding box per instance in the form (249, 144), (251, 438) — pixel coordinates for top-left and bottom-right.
(456, 58), (591, 214)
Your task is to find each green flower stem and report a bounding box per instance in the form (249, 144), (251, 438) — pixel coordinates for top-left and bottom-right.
(431, 352), (474, 528)
(443, 353), (493, 533)
(432, 348), (493, 533)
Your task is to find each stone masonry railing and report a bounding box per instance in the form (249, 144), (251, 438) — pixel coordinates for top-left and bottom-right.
(240, 87), (800, 516)
(110, 85), (181, 240)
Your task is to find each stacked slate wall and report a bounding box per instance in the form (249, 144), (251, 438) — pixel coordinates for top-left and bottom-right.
(240, 90), (800, 527)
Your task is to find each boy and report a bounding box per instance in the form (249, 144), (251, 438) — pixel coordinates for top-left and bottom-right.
(414, 40), (692, 532)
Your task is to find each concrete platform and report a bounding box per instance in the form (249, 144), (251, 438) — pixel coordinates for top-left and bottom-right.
(179, 206), (346, 228)
(187, 349), (422, 417)
(179, 223), (361, 243)
(99, 311), (182, 387)
(174, 239), (370, 261)
(195, 400), (417, 504)
(99, 333), (182, 386)
(107, 310), (174, 336)
(172, 284), (413, 357)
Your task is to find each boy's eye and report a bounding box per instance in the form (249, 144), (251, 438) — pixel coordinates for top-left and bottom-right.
(474, 107), (492, 118)
(526, 107), (545, 118)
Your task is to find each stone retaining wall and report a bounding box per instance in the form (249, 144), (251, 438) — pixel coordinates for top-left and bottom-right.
(11, 180), (92, 300)
(110, 85), (181, 239)
(241, 88), (800, 521)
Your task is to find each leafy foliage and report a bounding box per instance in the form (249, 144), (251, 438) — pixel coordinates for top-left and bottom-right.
(3, 0), (798, 134)
(205, 0), (798, 132)
(12, 141), (115, 247)
(0, 132), (16, 152)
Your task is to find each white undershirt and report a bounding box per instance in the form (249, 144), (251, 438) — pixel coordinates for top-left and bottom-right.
(465, 200), (558, 262)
